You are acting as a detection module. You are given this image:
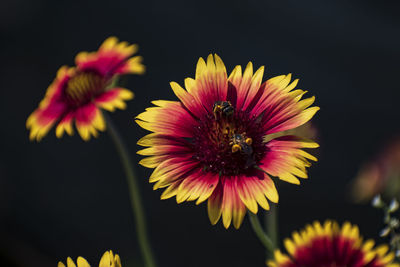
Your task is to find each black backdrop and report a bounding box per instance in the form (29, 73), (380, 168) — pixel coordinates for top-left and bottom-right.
(1, 0), (400, 266)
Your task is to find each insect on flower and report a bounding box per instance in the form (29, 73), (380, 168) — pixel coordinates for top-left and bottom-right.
(229, 132), (255, 169)
(213, 100), (234, 119)
(229, 132), (253, 154)
(136, 54), (319, 229)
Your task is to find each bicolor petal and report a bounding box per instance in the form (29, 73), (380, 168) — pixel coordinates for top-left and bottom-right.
(75, 36), (145, 76)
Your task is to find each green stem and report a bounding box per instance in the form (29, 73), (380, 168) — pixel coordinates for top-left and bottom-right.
(265, 205), (278, 260)
(105, 114), (156, 267)
(248, 212), (275, 254)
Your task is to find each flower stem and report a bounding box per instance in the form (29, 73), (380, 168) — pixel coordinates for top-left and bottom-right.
(248, 212), (275, 254)
(105, 114), (157, 267)
(265, 205), (278, 260)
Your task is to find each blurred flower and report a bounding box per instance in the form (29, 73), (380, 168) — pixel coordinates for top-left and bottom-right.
(136, 54), (319, 229)
(267, 220), (399, 267)
(351, 138), (400, 203)
(27, 37), (145, 141)
(58, 250), (121, 267)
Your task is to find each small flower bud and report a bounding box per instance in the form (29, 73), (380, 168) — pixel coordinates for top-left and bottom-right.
(390, 218), (400, 228)
(391, 234), (400, 245)
(380, 227), (391, 237)
(389, 199), (399, 213)
(372, 195), (385, 208)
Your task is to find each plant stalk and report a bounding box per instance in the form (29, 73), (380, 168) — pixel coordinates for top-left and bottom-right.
(105, 114), (156, 267)
(265, 205), (278, 260)
(248, 212), (275, 254)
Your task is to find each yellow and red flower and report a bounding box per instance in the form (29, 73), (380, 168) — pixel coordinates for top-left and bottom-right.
(58, 250), (121, 267)
(136, 54), (319, 229)
(27, 37), (145, 141)
(267, 221), (399, 267)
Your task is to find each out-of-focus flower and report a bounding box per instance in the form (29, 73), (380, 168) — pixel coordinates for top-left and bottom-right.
(27, 37), (145, 141)
(58, 250), (121, 267)
(351, 138), (400, 203)
(136, 54), (319, 229)
(267, 220), (399, 267)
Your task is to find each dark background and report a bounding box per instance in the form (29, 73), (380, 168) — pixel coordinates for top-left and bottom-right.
(1, 0), (400, 266)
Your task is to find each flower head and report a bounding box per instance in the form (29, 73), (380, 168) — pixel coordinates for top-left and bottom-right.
(58, 250), (121, 267)
(136, 54), (319, 228)
(27, 37), (145, 141)
(267, 221), (399, 267)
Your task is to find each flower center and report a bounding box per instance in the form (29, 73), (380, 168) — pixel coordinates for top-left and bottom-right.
(192, 101), (266, 176)
(64, 71), (108, 107)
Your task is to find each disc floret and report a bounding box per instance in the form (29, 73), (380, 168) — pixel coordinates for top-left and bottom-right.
(192, 102), (265, 176)
(64, 71), (108, 107)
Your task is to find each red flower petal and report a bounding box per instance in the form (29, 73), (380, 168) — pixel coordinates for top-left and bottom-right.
(260, 136), (318, 185)
(75, 103), (105, 141)
(94, 87), (134, 111)
(136, 100), (197, 138)
(75, 37), (145, 76)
